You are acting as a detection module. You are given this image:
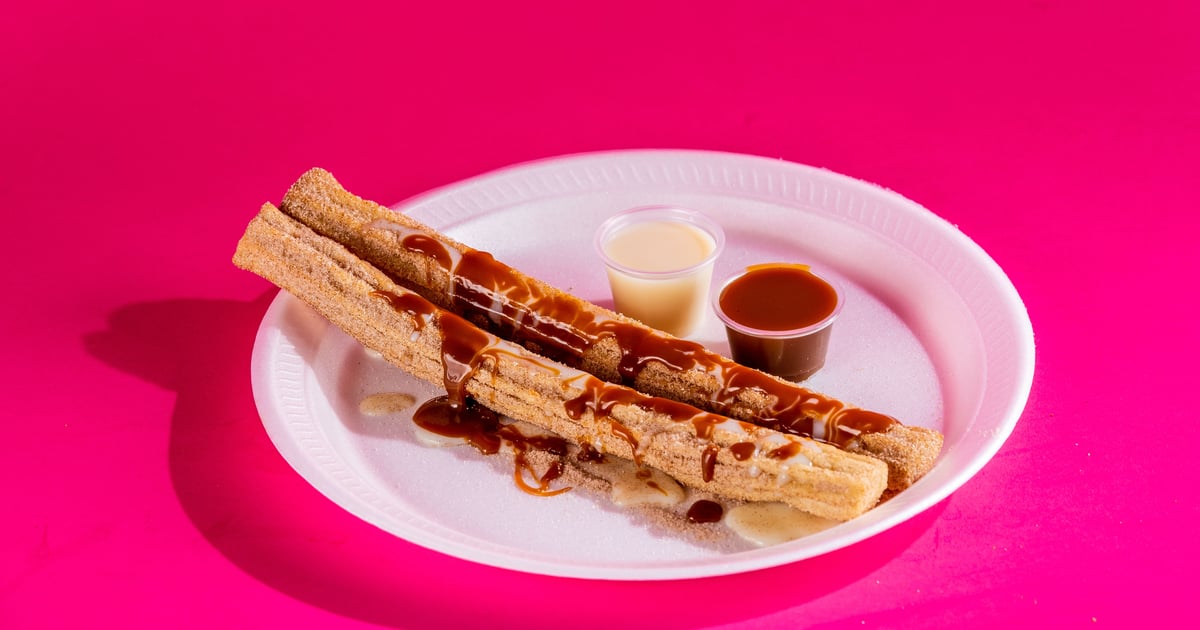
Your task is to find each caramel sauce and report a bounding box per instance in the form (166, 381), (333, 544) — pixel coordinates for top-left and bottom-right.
(413, 396), (571, 497)
(384, 231), (898, 449)
(376, 288), (575, 497)
(413, 396), (504, 455)
(400, 234), (454, 271)
(766, 442), (801, 460)
(512, 453), (571, 497)
(608, 420), (641, 464)
(686, 499), (724, 524)
(719, 264), (838, 331)
(701, 444), (720, 482)
(691, 414), (727, 441)
(730, 442), (757, 461)
(452, 250), (599, 365)
(370, 290), (433, 333)
(576, 442), (606, 463)
(562, 376), (644, 421)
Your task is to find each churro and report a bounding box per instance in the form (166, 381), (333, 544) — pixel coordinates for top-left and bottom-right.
(234, 202), (889, 520)
(276, 168), (943, 490)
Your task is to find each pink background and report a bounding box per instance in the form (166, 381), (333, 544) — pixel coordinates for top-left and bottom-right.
(4, 1), (1195, 627)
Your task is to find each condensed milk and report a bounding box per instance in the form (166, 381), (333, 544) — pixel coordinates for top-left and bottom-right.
(594, 206), (725, 337)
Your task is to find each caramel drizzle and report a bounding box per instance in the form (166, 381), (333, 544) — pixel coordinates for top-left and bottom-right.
(729, 442), (757, 461)
(378, 229), (898, 448)
(700, 444), (721, 483)
(377, 288), (574, 497)
(686, 499), (724, 524)
(373, 287), (805, 488)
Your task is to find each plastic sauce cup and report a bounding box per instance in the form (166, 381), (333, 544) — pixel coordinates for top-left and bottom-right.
(595, 206), (725, 337)
(713, 263), (844, 381)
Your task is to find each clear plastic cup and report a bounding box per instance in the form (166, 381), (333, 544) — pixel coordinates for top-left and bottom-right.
(594, 206), (725, 337)
(713, 263), (844, 381)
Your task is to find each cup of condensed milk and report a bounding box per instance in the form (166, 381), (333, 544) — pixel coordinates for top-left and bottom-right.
(713, 263), (844, 381)
(594, 206), (725, 337)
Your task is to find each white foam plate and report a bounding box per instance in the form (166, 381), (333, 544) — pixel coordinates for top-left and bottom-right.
(249, 150), (1034, 580)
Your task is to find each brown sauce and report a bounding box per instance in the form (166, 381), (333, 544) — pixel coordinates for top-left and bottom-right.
(400, 234), (454, 271)
(381, 286), (576, 497)
(412, 396), (572, 497)
(370, 290), (434, 333)
(766, 442), (802, 460)
(718, 264), (838, 331)
(686, 499), (724, 524)
(412, 396), (503, 455)
(452, 250), (598, 365)
(729, 442), (757, 461)
(701, 444), (720, 482)
(512, 453), (571, 497)
(715, 264), (843, 381)
(691, 414), (727, 442)
(608, 421), (641, 464)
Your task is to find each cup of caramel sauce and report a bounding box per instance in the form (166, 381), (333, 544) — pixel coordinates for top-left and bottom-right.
(713, 263), (844, 381)
(595, 206), (725, 337)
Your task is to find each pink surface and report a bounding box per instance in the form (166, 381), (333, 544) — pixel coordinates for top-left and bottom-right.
(3, 1), (1195, 627)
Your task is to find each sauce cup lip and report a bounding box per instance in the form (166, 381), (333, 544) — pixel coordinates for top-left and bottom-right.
(594, 205), (726, 280)
(712, 264), (846, 338)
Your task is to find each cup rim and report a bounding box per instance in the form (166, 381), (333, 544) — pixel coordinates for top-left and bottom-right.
(712, 263), (845, 338)
(593, 205), (726, 279)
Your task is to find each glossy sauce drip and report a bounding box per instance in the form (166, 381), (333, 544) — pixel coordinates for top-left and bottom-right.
(389, 234), (899, 447)
(370, 290), (434, 333)
(701, 444), (720, 482)
(401, 234), (454, 271)
(766, 442), (802, 460)
(452, 250), (600, 365)
(596, 320), (713, 383)
(437, 311), (494, 406)
(691, 415), (727, 441)
(562, 376), (645, 421)
(608, 421), (641, 464)
(376, 288), (573, 496)
(686, 500), (724, 524)
(563, 376), (731, 470)
(564, 375), (702, 424)
(413, 396), (504, 455)
(715, 367), (898, 447)
(729, 442), (757, 461)
(413, 397), (571, 497)
(510, 435), (571, 497)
